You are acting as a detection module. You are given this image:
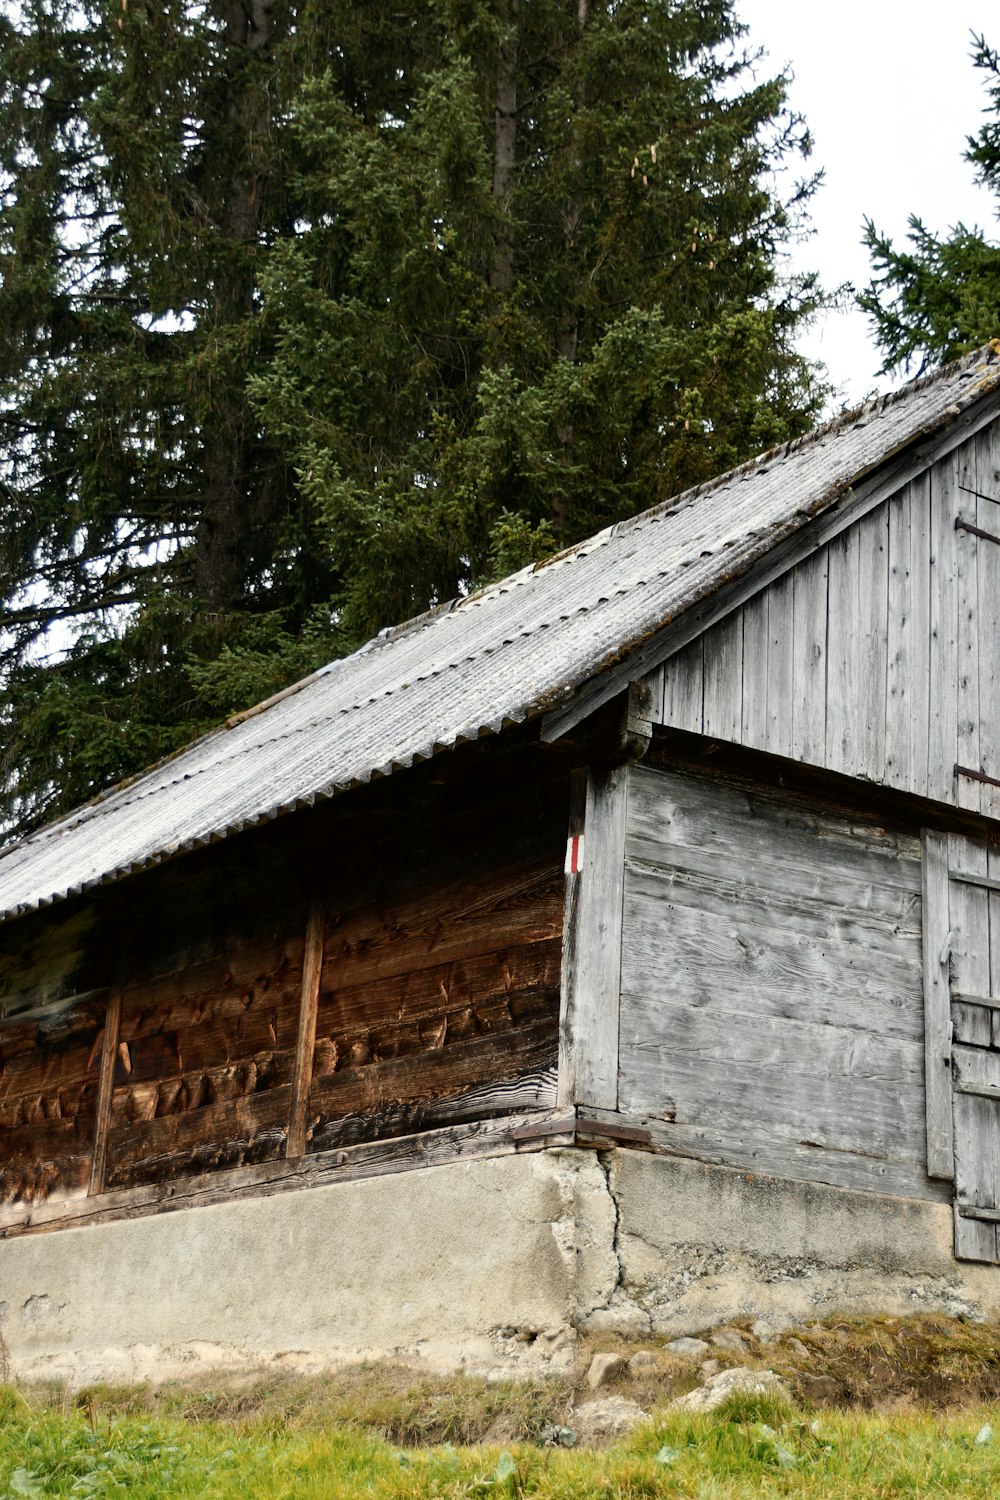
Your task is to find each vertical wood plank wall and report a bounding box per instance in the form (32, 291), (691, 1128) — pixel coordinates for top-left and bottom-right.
(652, 427), (1000, 813)
(618, 763), (940, 1202)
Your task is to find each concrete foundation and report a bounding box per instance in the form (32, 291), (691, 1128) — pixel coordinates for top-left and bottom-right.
(1, 1148), (999, 1385)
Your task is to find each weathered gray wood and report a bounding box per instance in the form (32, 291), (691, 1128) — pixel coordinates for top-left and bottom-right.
(908, 471), (933, 796)
(642, 664), (665, 726)
(661, 637), (703, 735)
(957, 1203), (1000, 1222)
(624, 427), (1000, 816)
(543, 392), (1000, 746)
(630, 1115), (946, 1203)
(791, 547), (828, 765)
(952, 991), (1000, 1012)
(617, 762), (946, 1198)
(623, 875), (922, 1041)
(702, 612), (743, 742)
(825, 525), (862, 776)
(949, 834), (993, 1048)
(922, 831), (954, 1179)
(949, 868), (1000, 895)
(885, 484), (912, 789)
(951, 1041), (1000, 1261)
(627, 765), (923, 895)
(740, 591), (768, 749)
(619, 991), (927, 1165)
(928, 447), (961, 803)
(976, 424), (1000, 818)
(859, 505), (890, 776)
(286, 901), (324, 1159)
(988, 844), (1000, 1050)
(558, 764), (628, 1110)
(764, 571), (794, 759)
(956, 439), (981, 811)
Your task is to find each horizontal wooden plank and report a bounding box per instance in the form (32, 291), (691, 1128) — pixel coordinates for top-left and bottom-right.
(117, 938), (303, 1046)
(322, 860), (563, 992)
(630, 1115), (948, 1203)
(619, 992), (927, 1164)
(0, 1110), (565, 1238)
(624, 839), (922, 944)
(314, 939), (561, 1043)
(106, 1084), (291, 1189)
(309, 1066), (557, 1152)
(952, 992), (1000, 1013)
(110, 1046), (296, 1126)
(950, 868), (1000, 895)
(957, 1204), (1000, 1223)
(622, 877), (923, 1041)
(308, 1017), (558, 1139)
(627, 765), (922, 887)
(118, 993), (301, 1086)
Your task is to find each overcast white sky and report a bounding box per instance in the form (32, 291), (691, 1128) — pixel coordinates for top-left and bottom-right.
(740, 1), (999, 409)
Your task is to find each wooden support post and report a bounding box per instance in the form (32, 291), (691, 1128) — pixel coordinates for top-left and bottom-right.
(89, 977), (124, 1197)
(922, 829), (954, 1180)
(558, 764), (629, 1111)
(287, 901), (325, 1159)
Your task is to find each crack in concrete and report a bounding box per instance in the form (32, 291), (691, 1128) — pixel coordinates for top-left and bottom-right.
(597, 1150), (625, 1306)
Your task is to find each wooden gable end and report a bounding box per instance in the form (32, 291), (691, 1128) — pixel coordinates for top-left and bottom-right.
(648, 419), (1000, 817)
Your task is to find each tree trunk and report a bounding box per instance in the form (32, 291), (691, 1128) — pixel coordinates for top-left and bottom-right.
(193, 0), (274, 614)
(490, 1), (518, 296)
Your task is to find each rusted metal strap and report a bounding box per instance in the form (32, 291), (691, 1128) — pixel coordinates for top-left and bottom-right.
(956, 517), (1000, 546)
(955, 763), (1000, 791)
(510, 1116), (575, 1142)
(511, 1112), (654, 1146)
(576, 1116), (654, 1145)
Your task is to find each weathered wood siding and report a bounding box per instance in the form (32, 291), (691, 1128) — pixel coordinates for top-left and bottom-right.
(618, 763), (939, 1200)
(651, 425), (1000, 815)
(0, 757), (565, 1212)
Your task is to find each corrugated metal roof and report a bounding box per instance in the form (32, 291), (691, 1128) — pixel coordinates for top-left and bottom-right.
(3, 346), (999, 922)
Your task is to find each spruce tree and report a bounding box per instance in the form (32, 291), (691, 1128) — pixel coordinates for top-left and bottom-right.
(860, 34), (1000, 373)
(0, 0), (825, 837)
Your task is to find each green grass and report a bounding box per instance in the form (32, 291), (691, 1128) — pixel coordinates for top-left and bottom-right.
(3, 1383), (1000, 1498)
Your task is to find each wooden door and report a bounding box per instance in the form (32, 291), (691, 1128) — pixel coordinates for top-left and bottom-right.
(924, 831), (1000, 1261)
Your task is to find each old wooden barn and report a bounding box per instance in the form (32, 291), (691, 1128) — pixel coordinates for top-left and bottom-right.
(4, 347), (1000, 1381)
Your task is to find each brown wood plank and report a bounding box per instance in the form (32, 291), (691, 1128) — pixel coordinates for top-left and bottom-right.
(315, 939), (561, 1044)
(287, 903), (324, 1159)
(321, 859), (563, 992)
(0, 1109), (564, 1239)
(308, 1016), (558, 1141)
(89, 979), (123, 1196)
(116, 934), (303, 1046)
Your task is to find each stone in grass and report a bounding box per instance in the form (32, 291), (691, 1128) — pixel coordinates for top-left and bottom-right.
(627, 1351), (660, 1375)
(586, 1351), (627, 1390)
(710, 1327), (750, 1356)
(669, 1367), (791, 1415)
(574, 1396), (650, 1439)
(664, 1337), (710, 1359)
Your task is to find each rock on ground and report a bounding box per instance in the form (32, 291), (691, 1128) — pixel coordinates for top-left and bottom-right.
(586, 1352), (627, 1390)
(574, 1396), (650, 1438)
(669, 1367), (790, 1415)
(664, 1337), (710, 1359)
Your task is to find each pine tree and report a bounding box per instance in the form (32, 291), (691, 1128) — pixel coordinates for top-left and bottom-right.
(860, 34), (1000, 373)
(0, 0), (825, 837)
